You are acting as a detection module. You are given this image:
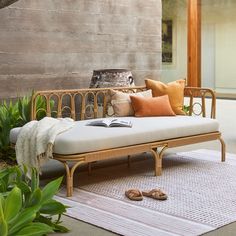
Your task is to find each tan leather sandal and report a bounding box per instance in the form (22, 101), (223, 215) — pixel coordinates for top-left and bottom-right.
(142, 189), (168, 200)
(125, 189), (143, 201)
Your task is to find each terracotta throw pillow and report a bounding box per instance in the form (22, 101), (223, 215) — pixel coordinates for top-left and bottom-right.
(145, 79), (186, 115)
(109, 89), (152, 116)
(130, 95), (176, 117)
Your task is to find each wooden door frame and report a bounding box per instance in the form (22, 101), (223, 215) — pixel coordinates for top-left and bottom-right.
(187, 0), (201, 87)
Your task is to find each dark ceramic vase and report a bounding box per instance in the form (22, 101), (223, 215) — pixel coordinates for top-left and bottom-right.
(89, 69), (135, 88)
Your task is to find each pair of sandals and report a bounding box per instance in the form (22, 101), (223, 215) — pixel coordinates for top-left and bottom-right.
(125, 188), (167, 201)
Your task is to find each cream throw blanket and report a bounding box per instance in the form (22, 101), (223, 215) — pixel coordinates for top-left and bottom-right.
(15, 117), (75, 171)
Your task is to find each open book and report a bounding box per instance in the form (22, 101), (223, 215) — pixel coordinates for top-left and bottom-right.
(86, 119), (132, 128)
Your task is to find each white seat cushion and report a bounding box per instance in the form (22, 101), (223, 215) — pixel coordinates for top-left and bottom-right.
(10, 127), (21, 144)
(10, 116), (219, 155)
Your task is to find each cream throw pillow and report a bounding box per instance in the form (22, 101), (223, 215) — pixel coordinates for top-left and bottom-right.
(109, 89), (152, 116)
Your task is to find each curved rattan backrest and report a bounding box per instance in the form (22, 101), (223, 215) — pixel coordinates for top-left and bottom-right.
(31, 86), (146, 121)
(31, 86), (216, 121)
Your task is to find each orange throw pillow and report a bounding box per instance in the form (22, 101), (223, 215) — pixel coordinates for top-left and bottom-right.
(145, 79), (186, 115)
(130, 95), (176, 117)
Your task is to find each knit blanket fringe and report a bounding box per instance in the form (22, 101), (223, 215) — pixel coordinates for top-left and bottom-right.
(15, 117), (75, 173)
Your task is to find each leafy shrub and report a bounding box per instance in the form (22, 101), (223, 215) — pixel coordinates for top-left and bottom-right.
(0, 101), (20, 161)
(0, 94), (55, 162)
(183, 105), (190, 115)
(0, 165), (69, 235)
(17, 96), (31, 127)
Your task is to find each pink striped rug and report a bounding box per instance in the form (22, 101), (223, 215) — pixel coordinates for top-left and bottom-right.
(56, 149), (236, 236)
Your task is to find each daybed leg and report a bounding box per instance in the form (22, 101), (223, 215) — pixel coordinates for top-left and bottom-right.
(62, 161), (85, 197)
(62, 162), (73, 197)
(218, 137), (226, 162)
(151, 145), (168, 176)
(151, 148), (160, 175)
(88, 163), (92, 175)
(127, 155), (131, 168)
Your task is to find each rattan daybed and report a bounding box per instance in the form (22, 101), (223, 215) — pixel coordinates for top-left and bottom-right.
(10, 86), (225, 197)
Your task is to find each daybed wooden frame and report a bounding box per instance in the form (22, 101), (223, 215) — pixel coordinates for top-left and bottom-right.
(31, 86), (225, 197)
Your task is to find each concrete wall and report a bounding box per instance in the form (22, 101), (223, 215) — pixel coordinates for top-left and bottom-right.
(0, 0), (162, 99)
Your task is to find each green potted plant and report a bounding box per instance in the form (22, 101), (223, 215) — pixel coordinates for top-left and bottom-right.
(0, 165), (69, 235)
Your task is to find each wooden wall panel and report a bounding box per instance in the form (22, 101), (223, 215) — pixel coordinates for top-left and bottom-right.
(0, 0), (162, 99)
(187, 0), (201, 87)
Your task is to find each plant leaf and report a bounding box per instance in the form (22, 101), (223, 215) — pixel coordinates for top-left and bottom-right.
(27, 188), (42, 208)
(52, 222), (70, 233)
(41, 177), (63, 204)
(0, 168), (9, 180)
(30, 168), (39, 192)
(8, 206), (38, 235)
(4, 186), (22, 222)
(40, 199), (66, 215)
(0, 217), (8, 236)
(0, 194), (5, 220)
(14, 166), (23, 183)
(14, 222), (53, 236)
(36, 214), (69, 233)
(16, 181), (31, 195)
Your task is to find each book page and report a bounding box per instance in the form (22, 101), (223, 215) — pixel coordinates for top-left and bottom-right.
(87, 119), (132, 128)
(86, 119), (111, 127)
(109, 119), (132, 128)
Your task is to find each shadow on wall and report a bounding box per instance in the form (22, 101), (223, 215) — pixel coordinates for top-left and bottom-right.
(0, 0), (19, 9)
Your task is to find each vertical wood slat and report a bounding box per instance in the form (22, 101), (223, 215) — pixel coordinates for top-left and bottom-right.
(189, 92), (194, 116)
(46, 95), (51, 117)
(31, 95), (37, 120)
(187, 0), (201, 87)
(71, 94), (76, 120)
(57, 94), (62, 118)
(201, 92), (206, 117)
(94, 92), (98, 119)
(81, 93), (86, 120)
(211, 91), (216, 119)
(66, 94), (73, 119)
(103, 91), (108, 118)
